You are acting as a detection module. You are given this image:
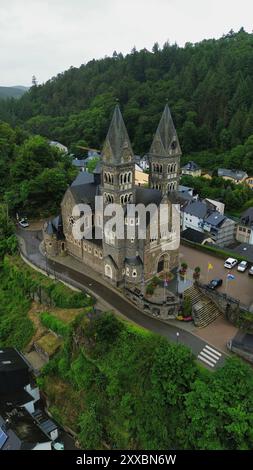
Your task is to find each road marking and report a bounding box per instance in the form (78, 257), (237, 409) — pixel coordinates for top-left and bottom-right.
(199, 351), (217, 364)
(205, 345), (222, 356)
(198, 344), (222, 368)
(197, 355), (215, 368)
(202, 348), (221, 360)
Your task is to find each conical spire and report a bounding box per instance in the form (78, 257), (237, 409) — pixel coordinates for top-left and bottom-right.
(149, 104), (181, 158)
(102, 105), (134, 165)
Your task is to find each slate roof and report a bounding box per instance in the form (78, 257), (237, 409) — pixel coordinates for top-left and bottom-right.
(181, 228), (211, 244)
(69, 182), (99, 209)
(240, 207), (253, 227)
(182, 200), (209, 218)
(218, 168), (248, 180)
(149, 104), (181, 158)
(182, 161), (200, 171)
(0, 348), (28, 373)
(71, 171), (94, 187)
(101, 105), (134, 165)
(204, 211), (226, 227)
(135, 187), (163, 206)
(125, 256), (143, 266)
(232, 243), (253, 263)
(72, 159), (87, 167)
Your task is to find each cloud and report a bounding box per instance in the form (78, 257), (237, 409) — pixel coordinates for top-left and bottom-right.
(0, 0), (253, 86)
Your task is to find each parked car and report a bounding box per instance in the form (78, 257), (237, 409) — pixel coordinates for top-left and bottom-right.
(18, 217), (29, 228)
(237, 260), (248, 272)
(207, 278), (223, 290)
(224, 257), (238, 269)
(248, 266), (253, 276)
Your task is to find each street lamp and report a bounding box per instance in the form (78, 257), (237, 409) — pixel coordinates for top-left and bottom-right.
(176, 332), (180, 344)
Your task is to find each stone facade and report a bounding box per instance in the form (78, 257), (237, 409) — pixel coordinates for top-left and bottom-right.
(44, 104), (181, 288)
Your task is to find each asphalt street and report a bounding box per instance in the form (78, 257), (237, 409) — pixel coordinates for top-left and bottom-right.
(17, 227), (228, 370)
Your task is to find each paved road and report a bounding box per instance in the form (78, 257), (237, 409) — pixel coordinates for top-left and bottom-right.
(180, 245), (253, 308)
(17, 228), (227, 370)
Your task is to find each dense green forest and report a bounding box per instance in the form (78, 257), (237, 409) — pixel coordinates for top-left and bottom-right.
(1, 29), (253, 174)
(0, 121), (77, 216)
(0, 86), (28, 100)
(1, 29), (253, 217)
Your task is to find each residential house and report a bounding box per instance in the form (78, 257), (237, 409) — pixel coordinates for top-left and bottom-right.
(181, 161), (201, 177)
(182, 200), (235, 247)
(135, 155), (149, 171)
(49, 141), (68, 154)
(245, 176), (253, 189)
(236, 207), (253, 245)
(181, 228), (214, 245)
(0, 348), (59, 450)
(218, 168), (248, 184)
(135, 164), (149, 187)
(202, 211), (236, 247)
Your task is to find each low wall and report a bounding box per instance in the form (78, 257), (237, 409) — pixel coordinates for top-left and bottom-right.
(124, 287), (179, 320)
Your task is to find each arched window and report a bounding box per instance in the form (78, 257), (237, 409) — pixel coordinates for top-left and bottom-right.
(128, 172), (132, 183)
(160, 164), (163, 173)
(105, 264), (113, 279)
(104, 173), (108, 183)
(167, 164), (171, 173)
(124, 173), (127, 183)
(128, 193), (133, 202)
(120, 174), (123, 185)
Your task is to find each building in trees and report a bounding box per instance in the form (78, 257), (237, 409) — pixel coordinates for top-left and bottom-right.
(43, 104), (180, 286)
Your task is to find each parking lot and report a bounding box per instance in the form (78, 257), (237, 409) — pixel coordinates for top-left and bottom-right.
(180, 245), (253, 308)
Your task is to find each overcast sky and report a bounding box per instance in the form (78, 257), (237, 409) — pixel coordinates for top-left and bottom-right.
(1, 0), (253, 86)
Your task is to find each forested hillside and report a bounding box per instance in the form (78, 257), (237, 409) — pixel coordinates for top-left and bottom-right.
(0, 86), (28, 100)
(1, 28), (253, 169)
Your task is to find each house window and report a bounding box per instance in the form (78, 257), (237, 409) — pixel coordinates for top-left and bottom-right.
(94, 249), (98, 257)
(132, 269), (137, 278)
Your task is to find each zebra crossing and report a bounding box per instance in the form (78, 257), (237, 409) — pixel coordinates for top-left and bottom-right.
(197, 344), (222, 368)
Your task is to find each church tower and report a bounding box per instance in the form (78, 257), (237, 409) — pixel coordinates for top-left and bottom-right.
(101, 104), (136, 284)
(149, 104), (181, 195)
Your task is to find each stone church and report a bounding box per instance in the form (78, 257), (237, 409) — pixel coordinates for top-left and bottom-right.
(43, 104), (181, 286)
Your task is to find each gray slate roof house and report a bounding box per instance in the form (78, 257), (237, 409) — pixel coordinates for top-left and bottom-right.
(218, 168), (248, 182)
(181, 161), (200, 172)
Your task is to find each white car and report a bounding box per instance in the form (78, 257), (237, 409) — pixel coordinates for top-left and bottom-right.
(224, 257), (238, 269)
(237, 260), (248, 272)
(18, 218), (29, 228)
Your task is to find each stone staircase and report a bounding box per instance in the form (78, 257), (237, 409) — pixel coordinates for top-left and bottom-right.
(184, 285), (222, 328)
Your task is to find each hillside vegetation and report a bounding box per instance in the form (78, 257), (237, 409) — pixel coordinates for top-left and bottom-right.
(38, 310), (253, 450)
(0, 86), (28, 100)
(1, 29), (253, 173)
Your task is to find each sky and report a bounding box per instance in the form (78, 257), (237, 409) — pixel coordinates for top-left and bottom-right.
(1, 0), (253, 87)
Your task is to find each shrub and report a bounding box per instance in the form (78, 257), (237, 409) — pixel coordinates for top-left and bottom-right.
(40, 312), (69, 337)
(182, 296), (192, 317)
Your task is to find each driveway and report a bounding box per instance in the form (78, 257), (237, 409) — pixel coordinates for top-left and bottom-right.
(180, 245), (253, 308)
